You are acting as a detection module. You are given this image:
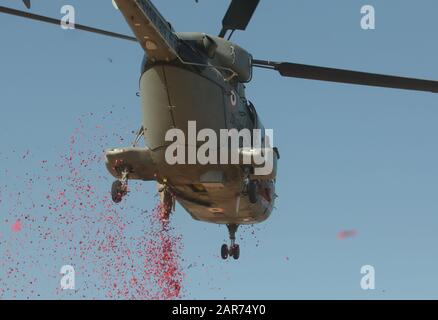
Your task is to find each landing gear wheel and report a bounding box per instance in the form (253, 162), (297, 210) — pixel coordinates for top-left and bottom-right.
(221, 224), (240, 260)
(111, 180), (127, 204)
(221, 244), (229, 260)
(248, 180), (258, 204)
(230, 244), (240, 260)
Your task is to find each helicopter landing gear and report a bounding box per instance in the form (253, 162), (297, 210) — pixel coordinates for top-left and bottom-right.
(158, 183), (175, 223)
(221, 244), (229, 259)
(111, 168), (129, 203)
(221, 224), (240, 260)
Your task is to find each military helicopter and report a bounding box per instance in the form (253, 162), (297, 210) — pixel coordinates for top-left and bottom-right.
(2, 0), (438, 260)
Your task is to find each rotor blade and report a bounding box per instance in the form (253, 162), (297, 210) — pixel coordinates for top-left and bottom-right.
(22, 0), (31, 9)
(115, 0), (179, 62)
(252, 59), (438, 93)
(114, 0), (205, 64)
(0, 6), (137, 42)
(219, 0), (260, 38)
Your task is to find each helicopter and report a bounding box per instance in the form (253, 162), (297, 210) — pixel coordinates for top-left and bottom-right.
(2, 0), (438, 260)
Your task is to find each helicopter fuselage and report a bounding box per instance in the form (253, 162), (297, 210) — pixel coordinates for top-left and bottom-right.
(106, 33), (278, 225)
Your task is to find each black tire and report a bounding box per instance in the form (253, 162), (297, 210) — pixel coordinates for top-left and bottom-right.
(111, 180), (123, 203)
(232, 244), (240, 260)
(248, 180), (258, 204)
(221, 244), (229, 260)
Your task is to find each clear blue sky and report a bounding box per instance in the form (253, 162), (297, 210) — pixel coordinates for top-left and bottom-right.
(1, 0), (438, 299)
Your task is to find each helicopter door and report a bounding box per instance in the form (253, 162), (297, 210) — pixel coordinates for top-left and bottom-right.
(164, 66), (227, 136)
